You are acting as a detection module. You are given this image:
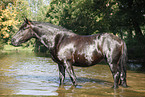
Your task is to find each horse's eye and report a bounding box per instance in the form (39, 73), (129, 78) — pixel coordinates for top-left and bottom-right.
(23, 27), (28, 30)
(22, 27), (26, 30)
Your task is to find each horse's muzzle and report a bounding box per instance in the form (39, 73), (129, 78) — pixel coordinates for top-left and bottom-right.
(11, 38), (20, 46)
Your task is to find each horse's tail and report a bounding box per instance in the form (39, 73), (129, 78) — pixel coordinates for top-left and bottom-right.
(121, 41), (127, 71)
(119, 41), (128, 87)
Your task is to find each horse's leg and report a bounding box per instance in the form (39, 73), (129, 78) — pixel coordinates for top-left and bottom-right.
(108, 63), (120, 88)
(119, 47), (127, 87)
(58, 64), (65, 85)
(64, 60), (77, 86)
(119, 65), (127, 87)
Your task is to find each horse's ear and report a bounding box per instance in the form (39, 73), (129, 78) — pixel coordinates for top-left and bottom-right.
(24, 17), (32, 25)
(23, 16), (28, 22)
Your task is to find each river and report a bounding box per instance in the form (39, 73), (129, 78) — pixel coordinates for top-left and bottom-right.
(0, 50), (145, 96)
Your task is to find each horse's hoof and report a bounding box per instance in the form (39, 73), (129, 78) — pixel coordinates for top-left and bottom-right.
(112, 85), (119, 89)
(73, 83), (78, 87)
(121, 84), (128, 88)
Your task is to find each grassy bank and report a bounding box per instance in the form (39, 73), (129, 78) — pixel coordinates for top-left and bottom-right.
(2, 45), (34, 52)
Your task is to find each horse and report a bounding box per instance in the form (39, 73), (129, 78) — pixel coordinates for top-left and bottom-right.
(11, 18), (127, 88)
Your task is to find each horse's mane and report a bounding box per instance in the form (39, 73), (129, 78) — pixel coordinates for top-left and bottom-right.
(32, 21), (73, 32)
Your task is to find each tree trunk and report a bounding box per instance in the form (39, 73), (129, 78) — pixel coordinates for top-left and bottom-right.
(128, 28), (132, 39)
(132, 19), (144, 39)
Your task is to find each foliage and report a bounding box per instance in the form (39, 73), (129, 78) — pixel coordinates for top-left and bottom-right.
(28, 0), (49, 21)
(46, 0), (145, 36)
(0, 0), (17, 49)
(116, 0), (145, 61)
(46, 0), (125, 35)
(0, 0), (31, 48)
(46, 0), (105, 35)
(0, 37), (4, 50)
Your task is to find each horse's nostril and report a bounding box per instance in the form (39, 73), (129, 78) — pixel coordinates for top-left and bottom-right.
(11, 38), (15, 42)
(11, 38), (16, 45)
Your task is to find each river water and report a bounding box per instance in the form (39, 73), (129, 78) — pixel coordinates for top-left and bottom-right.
(0, 50), (145, 96)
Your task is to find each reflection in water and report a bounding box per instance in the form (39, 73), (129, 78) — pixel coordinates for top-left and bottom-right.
(0, 51), (145, 96)
(56, 85), (127, 97)
(56, 85), (78, 97)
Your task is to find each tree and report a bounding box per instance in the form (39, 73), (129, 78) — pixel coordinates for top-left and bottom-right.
(0, 0), (19, 49)
(46, 0), (111, 35)
(28, 0), (50, 21)
(115, 0), (145, 61)
(117, 0), (145, 41)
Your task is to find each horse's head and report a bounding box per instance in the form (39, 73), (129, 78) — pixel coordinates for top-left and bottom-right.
(11, 18), (35, 46)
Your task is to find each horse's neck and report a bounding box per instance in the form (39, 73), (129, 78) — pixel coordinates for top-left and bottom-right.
(33, 25), (75, 49)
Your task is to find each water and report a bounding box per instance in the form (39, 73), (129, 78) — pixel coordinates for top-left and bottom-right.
(0, 51), (145, 96)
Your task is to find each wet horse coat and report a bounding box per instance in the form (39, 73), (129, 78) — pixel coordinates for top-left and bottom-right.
(11, 18), (127, 88)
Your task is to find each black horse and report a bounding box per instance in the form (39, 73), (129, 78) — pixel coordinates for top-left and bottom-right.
(11, 18), (127, 88)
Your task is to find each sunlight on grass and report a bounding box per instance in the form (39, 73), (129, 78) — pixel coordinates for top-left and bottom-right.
(3, 45), (33, 51)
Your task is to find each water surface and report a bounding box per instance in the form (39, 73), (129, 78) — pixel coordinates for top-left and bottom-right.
(0, 51), (145, 96)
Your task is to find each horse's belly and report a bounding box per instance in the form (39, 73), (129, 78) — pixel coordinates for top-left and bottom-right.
(73, 52), (103, 67)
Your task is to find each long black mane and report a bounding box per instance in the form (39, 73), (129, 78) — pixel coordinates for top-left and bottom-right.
(33, 21), (73, 32)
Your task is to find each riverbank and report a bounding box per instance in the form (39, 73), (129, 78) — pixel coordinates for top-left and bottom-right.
(1, 45), (33, 52)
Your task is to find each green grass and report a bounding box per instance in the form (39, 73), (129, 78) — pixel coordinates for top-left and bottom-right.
(3, 45), (34, 51)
